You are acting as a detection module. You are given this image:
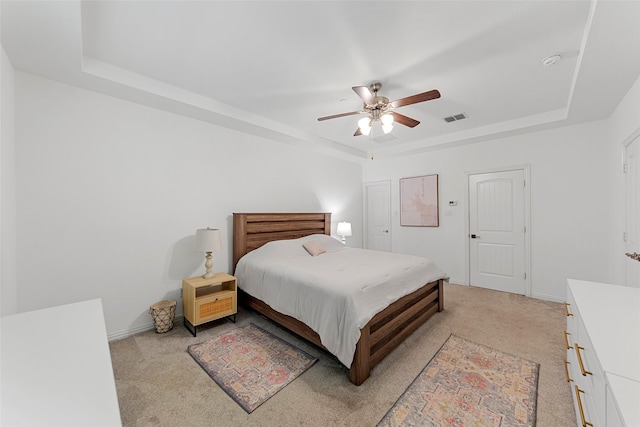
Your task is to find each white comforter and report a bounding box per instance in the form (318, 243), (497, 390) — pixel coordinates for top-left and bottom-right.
(234, 234), (447, 367)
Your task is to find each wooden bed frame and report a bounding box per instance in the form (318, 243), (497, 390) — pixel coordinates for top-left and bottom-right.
(232, 212), (444, 386)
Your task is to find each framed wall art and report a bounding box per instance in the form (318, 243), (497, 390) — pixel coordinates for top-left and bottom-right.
(400, 174), (439, 227)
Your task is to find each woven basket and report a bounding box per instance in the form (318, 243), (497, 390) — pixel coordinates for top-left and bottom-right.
(149, 300), (177, 333)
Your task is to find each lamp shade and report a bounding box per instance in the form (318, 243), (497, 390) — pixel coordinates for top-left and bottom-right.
(358, 117), (372, 136)
(337, 222), (352, 237)
(195, 228), (221, 252)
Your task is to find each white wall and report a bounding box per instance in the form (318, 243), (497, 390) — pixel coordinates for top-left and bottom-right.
(13, 72), (363, 338)
(8, 68), (639, 335)
(610, 76), (640, 147)
(363, 120), (615, 301)
(1, 46), (17, 316)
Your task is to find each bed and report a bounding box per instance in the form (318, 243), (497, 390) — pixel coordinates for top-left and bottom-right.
(232, 212), (446, 385)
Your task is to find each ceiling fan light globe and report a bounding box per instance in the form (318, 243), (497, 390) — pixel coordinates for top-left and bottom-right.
(382, 123), (393, 134)
(358, 117), (372, 131)
(361, 125), (372, 136)
(381, 113), (394, 125)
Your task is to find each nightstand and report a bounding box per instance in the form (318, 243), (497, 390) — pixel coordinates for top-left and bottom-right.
(182, 273), (237, 337)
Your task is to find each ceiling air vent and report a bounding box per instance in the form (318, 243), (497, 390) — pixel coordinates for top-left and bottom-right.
(444, 113), (468, 123)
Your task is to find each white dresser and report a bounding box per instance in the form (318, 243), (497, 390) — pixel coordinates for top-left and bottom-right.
(1, 299), (122, 426)
(565, 279), (640, 427)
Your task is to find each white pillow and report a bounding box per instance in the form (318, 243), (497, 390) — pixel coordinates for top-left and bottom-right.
(302, 240), (327, 256)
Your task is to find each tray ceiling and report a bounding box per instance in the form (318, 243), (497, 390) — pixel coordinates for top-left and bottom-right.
(2, 1), (639, 160)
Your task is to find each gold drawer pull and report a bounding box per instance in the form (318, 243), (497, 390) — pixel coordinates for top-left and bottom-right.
(564, 331), (571, 349)
(564, 359), (573, 382)
(564, 302), (574, 317)
(574, 385), (593, 427)
(574, 343), (592, 376)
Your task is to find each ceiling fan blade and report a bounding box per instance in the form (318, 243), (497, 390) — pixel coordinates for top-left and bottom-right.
(352, 86), (375, 104)
(391, 89), (441, 108)
(317, 111), (361, 121)
(390, 112), (420, 128)
(354, 128), (363, 136)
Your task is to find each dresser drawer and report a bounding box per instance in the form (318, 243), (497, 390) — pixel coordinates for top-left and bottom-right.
(576, 317), (606, 420)
(564, 299), (577, 344)
(573, 383), (597, 427)
(567, 344), (599, 427)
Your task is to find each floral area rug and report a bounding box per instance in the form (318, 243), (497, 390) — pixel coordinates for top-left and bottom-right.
(187, 323), (317, 413)
(378, 334), (539, 426)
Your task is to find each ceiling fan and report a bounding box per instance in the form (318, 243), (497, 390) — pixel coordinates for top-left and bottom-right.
(318, 82), (440, 136)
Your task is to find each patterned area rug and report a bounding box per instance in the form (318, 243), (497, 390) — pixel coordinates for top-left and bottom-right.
(378, 334), (539, 426)
(188, 323), (318, 413)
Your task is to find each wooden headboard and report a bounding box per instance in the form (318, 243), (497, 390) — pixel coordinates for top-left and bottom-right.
(232, 212), (331, 271)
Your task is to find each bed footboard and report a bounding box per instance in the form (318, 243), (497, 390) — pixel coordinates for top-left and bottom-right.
(350, 278), (443, 385)
(238, 278), (444, 386)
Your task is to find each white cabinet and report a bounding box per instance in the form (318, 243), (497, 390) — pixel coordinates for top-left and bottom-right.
(1, 299), (122, 426)
(565, 280), (640, 427)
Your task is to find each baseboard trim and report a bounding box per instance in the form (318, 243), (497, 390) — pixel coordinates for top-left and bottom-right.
(108, 314), (185, 341)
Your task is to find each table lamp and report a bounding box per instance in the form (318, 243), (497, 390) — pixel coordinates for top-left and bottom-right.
(337, 222), (352, 245)
(195, 228), (221, 278)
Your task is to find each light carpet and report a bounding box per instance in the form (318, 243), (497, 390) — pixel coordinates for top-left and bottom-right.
(110, 283), (576, 426)
(188, 323), (318, 413)
(377, 334), (539, 426)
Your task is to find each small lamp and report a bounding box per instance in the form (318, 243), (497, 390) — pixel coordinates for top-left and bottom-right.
(195, 228), (221, 278)
(336, 221), (352, 245)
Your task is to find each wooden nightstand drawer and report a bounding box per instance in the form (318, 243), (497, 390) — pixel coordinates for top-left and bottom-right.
(196, 291), (236, 323)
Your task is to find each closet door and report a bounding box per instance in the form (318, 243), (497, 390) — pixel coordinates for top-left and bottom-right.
(468, 168), (528, 295)
(364, 181), (391, 252)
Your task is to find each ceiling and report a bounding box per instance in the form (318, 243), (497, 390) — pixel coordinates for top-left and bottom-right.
(2, 1), (639, 161)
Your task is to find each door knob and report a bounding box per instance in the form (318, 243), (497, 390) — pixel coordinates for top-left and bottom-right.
(470, 234), (479, 239)
(383, 230), (389, 233)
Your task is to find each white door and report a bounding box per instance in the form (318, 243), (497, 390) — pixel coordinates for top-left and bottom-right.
(469, 169), (528, 294)
(624, 134), (640, 287)
(364, 181), (391, 251)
